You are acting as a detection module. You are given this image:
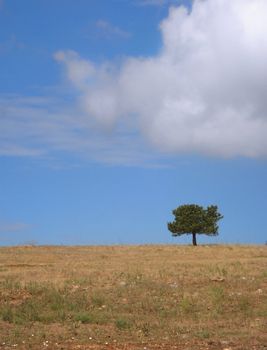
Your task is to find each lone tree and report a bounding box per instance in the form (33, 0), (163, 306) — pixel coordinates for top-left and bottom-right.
(168, 204), (223, 246)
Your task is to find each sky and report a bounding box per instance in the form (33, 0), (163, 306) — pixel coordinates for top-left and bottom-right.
(0, 0), (267, 246)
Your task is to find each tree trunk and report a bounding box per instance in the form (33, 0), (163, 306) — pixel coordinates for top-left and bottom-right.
(192, 233), (197, 246)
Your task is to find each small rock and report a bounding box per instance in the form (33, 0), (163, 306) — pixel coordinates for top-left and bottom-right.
(221, 340), (229, 345)
(210, 276), (225, 282)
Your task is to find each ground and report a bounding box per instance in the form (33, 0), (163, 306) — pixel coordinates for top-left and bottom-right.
(0, 245), (266, 349)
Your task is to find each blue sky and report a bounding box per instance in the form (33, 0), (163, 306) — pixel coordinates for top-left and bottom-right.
(0, 0), (267, 245)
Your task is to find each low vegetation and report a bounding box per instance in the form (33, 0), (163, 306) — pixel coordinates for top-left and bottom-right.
(0, 245), (266, 349)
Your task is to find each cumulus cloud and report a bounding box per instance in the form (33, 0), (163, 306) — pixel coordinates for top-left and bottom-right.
(55, 0), (267, 158)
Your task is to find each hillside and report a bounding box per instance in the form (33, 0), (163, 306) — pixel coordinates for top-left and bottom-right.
(0, 245), (266, 349)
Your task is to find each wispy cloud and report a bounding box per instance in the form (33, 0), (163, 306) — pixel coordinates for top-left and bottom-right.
(0, 93), (161, 166)
(0, 35), (25, 54)
(136, 0), (180, 6)
(94, 20), (131, 39)
(0, 222), (31, 233)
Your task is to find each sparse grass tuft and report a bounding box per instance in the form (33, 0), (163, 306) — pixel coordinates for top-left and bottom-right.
(179, 297), (195, 315)
(115, 317), (132, 330)
(195, 329), (211, 339)
(75, 312), (93, 324)
(91, 294), (105, 307)
(237, 295), (253, 316)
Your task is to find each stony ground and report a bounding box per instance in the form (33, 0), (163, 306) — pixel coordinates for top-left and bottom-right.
(0, 245), (266, 349)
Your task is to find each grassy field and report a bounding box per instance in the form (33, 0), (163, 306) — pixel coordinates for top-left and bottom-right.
(0, 245), (266, 350)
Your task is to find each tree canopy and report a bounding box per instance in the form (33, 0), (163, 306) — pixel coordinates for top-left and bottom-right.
(168, 204), (223, 246)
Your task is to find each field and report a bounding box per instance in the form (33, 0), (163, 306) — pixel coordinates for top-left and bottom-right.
(0, 245), (266, 350)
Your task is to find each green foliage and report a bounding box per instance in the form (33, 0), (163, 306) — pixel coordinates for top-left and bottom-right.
(91, 294), (105, 307)
(1, 305), (13, 322)
(195, 329), (211, 339)
(168, 204), (223, 245)
(75, 312), (94, 324)
(115, 318), (132, 330)
(237, 296), (253, 316)
(179, 297), (195, 314)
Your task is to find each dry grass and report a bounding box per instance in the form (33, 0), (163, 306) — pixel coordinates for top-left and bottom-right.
(0, 244), (266, 349)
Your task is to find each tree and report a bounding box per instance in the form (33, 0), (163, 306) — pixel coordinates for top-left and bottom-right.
(168, 204), (223, 246)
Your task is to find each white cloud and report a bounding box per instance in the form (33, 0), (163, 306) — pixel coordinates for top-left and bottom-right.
(1, 0), (267, 166)
(55, 0), (267, 158)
